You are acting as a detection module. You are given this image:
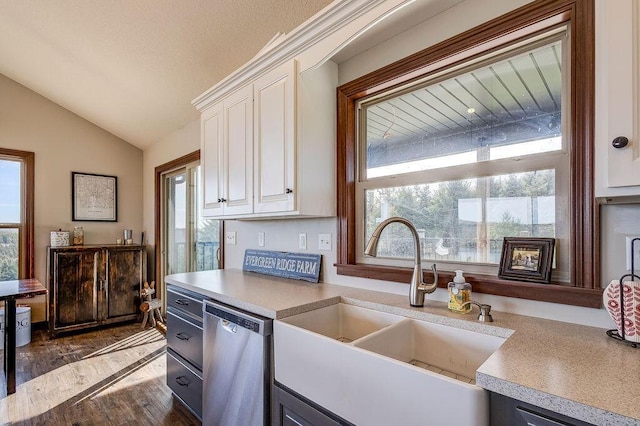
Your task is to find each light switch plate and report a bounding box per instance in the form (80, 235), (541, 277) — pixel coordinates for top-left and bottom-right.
(318, 233), (331, 251)
(299, 233), (307, 250)
(226, 231), (237, 245)
(258, 232), (265, 247)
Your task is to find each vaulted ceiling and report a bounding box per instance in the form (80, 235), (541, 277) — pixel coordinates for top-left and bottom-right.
(0, 0), (332, 149)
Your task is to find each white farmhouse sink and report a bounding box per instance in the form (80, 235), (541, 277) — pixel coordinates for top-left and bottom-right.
(279, 302), (403, 342)
(274, 303), (506, 426)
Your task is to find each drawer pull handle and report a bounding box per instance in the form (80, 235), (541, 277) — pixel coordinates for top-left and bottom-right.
(175, 376), (191, 387)
(175, 332), (191, 341)
(175, 299), (190, 306)
(285, 414), (304, 426)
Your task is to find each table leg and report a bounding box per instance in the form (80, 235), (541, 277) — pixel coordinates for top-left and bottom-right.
(4, 299), (16, 394)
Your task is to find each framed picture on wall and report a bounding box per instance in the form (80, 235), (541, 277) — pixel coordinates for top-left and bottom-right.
(72, 172), (118, 221)
(498, 237), (555, 283)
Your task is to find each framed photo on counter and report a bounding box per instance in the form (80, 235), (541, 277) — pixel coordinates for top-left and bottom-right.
(498, 237), (555, 283)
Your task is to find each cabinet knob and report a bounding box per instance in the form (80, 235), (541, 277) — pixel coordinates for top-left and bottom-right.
(612, 136), (629, 149)
(220, 198), (227, 203)
(217, 198), (222, 203)
(285, 188), (293, 194)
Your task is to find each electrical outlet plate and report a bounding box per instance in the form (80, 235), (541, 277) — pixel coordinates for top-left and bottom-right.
(318, 233), (331, 251)
(299, 233), (307, 250)
(626, 236), (640, 270)
(226, 231), (237, 245)
(258, 232), (265, 247)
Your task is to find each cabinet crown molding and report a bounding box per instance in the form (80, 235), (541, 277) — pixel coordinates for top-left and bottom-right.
(192, 0), (407, 111)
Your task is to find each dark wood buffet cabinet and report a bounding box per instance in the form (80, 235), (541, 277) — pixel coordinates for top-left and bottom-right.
(47, 245), (146, 337)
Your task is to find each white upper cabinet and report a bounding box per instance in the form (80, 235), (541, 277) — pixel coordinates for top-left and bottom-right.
(222, 85), (254, 215)
(201, 85), (253, 216)
(201, 102), (223, 213)
(595, 0), (640, 198)
(253, 60), (296, 214)
(193, 0), (413, 218)
(197, 59), (336, 219)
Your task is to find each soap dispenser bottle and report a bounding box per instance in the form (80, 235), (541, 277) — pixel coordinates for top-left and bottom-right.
(448, 270), (471, 313)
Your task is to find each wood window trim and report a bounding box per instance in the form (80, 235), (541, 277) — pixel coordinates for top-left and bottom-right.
(336, 0), (601, 308)
(0, 148), (34, 279)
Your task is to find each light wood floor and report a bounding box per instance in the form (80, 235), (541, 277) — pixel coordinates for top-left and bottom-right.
(0, 323), (200, 425)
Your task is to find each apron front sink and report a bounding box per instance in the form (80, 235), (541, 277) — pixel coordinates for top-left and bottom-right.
(274, 302), (506, 426)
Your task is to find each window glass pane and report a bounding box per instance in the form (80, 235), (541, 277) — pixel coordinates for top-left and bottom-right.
(167, 172), (187, 274)
(0, 228), (19, 280)
(0, 159), (21, 223)
(365, 170), (556, 265)
(364, 37), (563, 179)
(193, 166), (220, 272)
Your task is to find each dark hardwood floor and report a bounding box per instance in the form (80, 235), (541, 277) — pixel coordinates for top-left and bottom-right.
(0, 323), (200, 425)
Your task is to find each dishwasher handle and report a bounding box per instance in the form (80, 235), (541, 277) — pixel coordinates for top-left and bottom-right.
(203, 300), (272, 336)
(221, 320), (238, 334)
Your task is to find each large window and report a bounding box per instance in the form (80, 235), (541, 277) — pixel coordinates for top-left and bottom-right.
(358, 29), (569, 281)
(0, 148), (34, 280)
(337, 0), (600, 307)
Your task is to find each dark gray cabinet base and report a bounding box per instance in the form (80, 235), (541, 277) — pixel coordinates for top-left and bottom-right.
(166, 285), (206, 421)
(167, 349), (203, 420)
(490, 393), (595, 426)
(272, 384), (352, 426)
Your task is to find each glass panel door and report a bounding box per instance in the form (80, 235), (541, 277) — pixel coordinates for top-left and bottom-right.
(166, 171), (187, 275)
(191, 166), (220, 271)
(163, 163), (221, 280)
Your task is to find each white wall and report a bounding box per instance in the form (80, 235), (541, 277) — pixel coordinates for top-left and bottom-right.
(0, 73), (143, 321)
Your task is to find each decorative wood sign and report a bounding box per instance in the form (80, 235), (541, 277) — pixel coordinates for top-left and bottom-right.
(243, 249), (321, 283)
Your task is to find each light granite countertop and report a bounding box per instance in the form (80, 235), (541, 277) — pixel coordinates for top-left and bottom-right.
(165, 269), (640, 425)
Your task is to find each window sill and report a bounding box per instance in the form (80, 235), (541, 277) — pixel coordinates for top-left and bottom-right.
(335, 263), (603, 308)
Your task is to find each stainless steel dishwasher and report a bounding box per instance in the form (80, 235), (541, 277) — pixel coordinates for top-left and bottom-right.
(202, 300), (273, 426)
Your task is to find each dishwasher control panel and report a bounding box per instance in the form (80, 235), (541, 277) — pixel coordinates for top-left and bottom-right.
(204, 302), (269, 335)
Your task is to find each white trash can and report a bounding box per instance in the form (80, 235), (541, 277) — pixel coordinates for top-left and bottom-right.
(0, 306), (32, 347)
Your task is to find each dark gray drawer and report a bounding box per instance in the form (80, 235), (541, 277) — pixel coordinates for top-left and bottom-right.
(167, 349), (202, 420)
(273, 385), (347, 426)
(167, 287), (203, 320)
(167, 310), (203, 370)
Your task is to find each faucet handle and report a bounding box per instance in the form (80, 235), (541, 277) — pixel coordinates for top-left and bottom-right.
(461, 301), (493, 322)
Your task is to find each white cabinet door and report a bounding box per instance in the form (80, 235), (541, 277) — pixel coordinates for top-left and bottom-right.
(253, 60), (296, 213)
(201, 102), (224, 214)
(596, 0), (640, 196)
(223, 85), (254, 215)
